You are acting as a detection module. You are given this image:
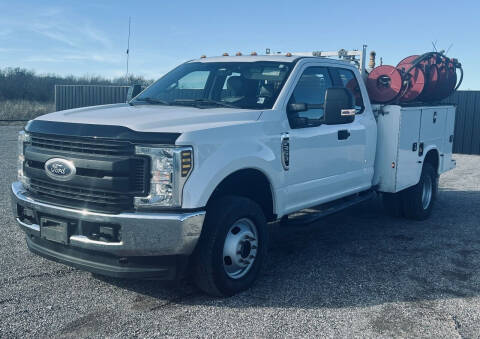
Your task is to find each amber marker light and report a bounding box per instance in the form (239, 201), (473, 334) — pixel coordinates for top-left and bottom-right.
(181, 150), (193, 177)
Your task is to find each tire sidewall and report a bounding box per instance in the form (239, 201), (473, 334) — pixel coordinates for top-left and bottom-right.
(403, 163), (437, 219)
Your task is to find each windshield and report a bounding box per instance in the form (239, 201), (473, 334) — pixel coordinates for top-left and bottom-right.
(133, 61), (292, 109)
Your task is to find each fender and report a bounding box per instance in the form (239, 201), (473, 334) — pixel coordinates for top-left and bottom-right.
(180, 129), (284, 213)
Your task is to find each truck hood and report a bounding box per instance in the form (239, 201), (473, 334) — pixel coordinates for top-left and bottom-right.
(36, 103), (263, 133)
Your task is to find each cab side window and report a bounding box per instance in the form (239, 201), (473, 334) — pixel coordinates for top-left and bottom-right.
(334, 68), (364, 113)
(288, 67), (333, 128)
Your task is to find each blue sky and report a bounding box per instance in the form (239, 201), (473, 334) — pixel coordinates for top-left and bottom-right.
(0, 0), (478, 89)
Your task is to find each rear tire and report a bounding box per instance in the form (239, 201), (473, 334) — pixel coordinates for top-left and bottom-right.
(192, 196), (268, 297)
(401, 163), (438, 220)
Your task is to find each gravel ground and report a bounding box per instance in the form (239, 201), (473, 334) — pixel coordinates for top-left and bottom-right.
(1, 123), (479, 338)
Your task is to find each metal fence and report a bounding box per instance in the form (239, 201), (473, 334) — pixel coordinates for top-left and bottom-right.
(443, 90), (480, 155)
(55, 85), (129, 111)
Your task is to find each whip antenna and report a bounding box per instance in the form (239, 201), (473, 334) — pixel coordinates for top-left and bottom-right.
(446, 43), (454, 55)
(125, 16), (131, 83)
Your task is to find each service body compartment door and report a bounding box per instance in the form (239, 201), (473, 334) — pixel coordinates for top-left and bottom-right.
(441, 106), (456, 172)
(420, 107), (447, 153)
(395, 108), (422, 191)
(373, 105), (400, 192)
(374, 105), (422, 193)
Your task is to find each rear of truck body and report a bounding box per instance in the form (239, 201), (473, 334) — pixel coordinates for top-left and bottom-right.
(373, 104), (456, 193)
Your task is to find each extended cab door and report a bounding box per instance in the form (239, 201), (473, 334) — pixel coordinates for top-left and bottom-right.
(283, 63), (374, 214)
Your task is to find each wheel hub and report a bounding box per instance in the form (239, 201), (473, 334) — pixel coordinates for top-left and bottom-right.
(240, 240), (252, 258)
(223, 218), (258, 279)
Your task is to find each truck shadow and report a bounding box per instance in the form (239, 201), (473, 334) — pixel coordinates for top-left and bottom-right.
(97, 189), (480, 309)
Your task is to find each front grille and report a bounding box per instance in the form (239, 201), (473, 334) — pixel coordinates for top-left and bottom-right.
(25, 133), (150, 214)
(30, 133), (133, 156)
(29, 178), (133, 213)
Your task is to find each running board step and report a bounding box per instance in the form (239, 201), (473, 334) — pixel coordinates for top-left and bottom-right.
(282, 190), (376, 226)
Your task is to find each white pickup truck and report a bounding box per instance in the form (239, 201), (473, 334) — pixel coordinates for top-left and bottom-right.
(11, 49), (456, 296)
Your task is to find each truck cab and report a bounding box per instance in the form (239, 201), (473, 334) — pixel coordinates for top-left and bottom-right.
(11, 51), (455, 296)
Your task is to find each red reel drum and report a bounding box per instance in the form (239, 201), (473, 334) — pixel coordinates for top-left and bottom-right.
(418, 56), (440, 101)
(394, 53), (460, 102)
(397, 55), (419, 66)
(396, 63), (425, 102)
(429, 54), (456, 101)
(443, 59), (457, 99)
(430, 61), (447, 100)
(367, 65), (403, 103)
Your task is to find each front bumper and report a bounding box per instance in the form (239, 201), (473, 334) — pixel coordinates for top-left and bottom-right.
(11, 182), (205, 278)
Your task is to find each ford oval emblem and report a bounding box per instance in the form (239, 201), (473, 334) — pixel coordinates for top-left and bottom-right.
(45, 158), (76, 181)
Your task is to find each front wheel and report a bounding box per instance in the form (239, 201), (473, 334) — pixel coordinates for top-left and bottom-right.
(192, 196), (268, 297)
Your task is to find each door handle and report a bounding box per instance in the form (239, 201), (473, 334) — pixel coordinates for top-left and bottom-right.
(338, 129), (350, 140)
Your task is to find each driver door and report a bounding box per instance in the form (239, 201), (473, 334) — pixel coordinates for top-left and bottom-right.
(283, 64), (367, 214)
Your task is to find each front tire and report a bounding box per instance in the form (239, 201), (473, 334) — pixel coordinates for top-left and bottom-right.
(192, 196), (268, 297)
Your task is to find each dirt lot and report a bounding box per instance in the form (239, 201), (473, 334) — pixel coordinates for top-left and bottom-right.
(1, 123), (479, 338)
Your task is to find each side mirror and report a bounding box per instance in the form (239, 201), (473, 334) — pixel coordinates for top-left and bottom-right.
(324, 87), (355, 125)
(126, 84), (143, 102)
(286, 103), (309, 128)
(287, 103), (308, 113)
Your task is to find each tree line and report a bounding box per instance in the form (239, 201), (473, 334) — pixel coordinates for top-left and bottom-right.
(0, 67), (153, 102)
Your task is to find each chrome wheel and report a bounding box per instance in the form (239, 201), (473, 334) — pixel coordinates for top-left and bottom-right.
(223, 218), (258, 279)
(422, 175), (433, 209)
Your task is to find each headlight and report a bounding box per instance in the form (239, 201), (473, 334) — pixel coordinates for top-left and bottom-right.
(134, 145), (193, 208)
(17, 131), (31, 188)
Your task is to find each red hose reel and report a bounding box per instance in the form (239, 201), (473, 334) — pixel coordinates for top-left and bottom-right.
(367, 65), (402, 103)
(367, 52), (462, 104)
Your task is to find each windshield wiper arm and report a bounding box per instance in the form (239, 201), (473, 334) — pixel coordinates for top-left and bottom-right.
(199, 99), (241, 109)
(133, 97), (171, 105)
(173, 99), (240, 109)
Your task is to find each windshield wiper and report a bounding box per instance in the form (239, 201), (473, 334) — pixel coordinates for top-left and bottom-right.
(173, 99), (240, 109)
(133, 97), (171, 105)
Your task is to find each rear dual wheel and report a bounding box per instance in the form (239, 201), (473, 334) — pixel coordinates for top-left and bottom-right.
(383, 163), (438, 220)
(402, 163), (438, 220)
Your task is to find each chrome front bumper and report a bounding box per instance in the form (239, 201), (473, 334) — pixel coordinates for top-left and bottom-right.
(11, 182), (205, 257)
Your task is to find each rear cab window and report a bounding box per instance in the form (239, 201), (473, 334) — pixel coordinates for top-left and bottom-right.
(331, 67), (365, 113)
